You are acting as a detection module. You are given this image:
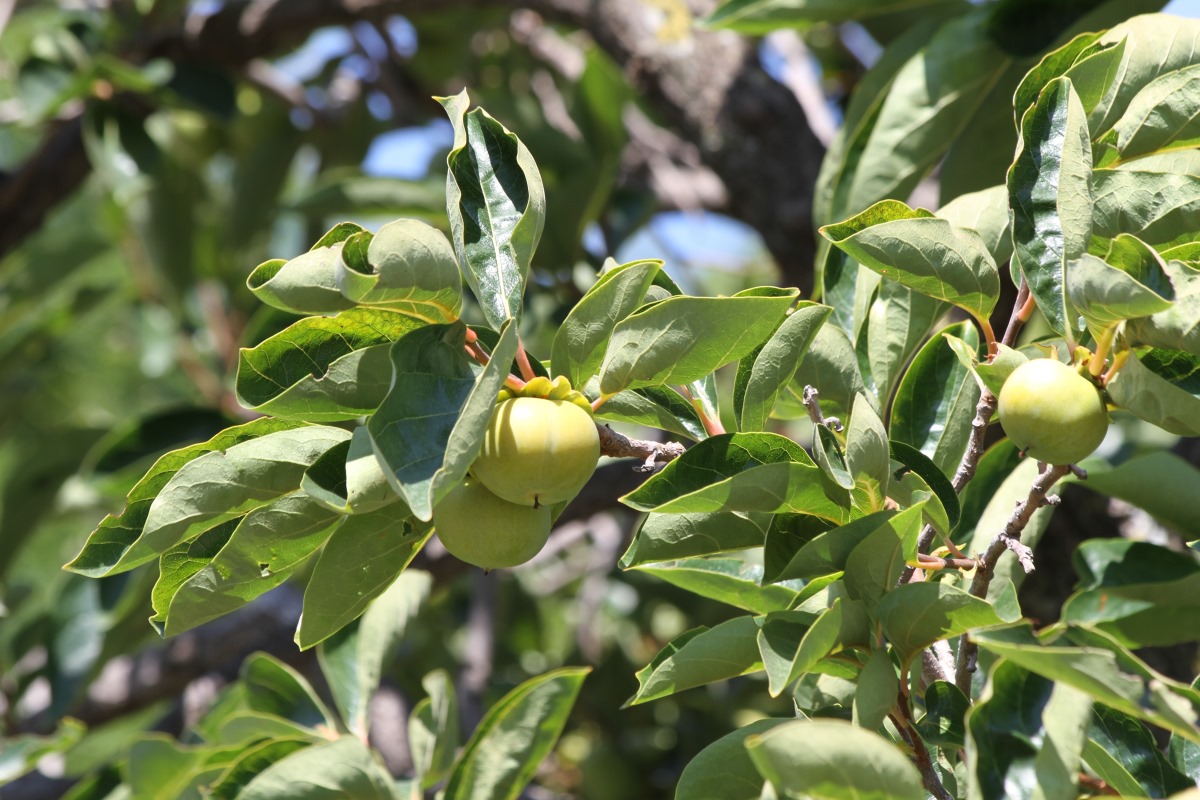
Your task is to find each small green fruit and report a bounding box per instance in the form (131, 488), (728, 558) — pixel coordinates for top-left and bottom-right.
(433, 478), (551, 569)
(472, 396), (600, 507)
(997, 358), (1109, 465)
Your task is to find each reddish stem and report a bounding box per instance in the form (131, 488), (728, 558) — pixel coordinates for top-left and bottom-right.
(515, 339), (537, 382)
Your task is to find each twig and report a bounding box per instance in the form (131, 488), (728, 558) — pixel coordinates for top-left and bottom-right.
(953, 462), (1072, 692)
(802, 385), (842, 431)
(891, 690), (954, 800)
(921, 641), (955, 686)
(1000, 279), (1034, 348)
(596, 424), (686, 471)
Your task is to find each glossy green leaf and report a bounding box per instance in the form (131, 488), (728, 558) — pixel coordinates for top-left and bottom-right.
(674, 719), (787, 800)
(1080, 452), (1200, 534)
(972, 624), (1200, 742)
(1092, 165), (1200, 250)
(409, 670), (460, 790)
(634, 558), (800, 614)
(1009, 77), (1093, 339)
(1060, 539), (1200, 648)
(734, 302), (831, 432)
(440, 91), (544, 330)
(759, 596), (869, 697)
(745, 719), (924, 800)
(159, 492), (341, 636)
(335, 218), (462, 322)
(1014, 33), (1124, 124)
(878, 582), (1014, 665)
(785, 323), (872, 421)
(592, 384), (707, 441)
(843, 503), (924, 610)
(966, 661), (1093, 800)
(626, 618), (763, 706)
(622, 511), (770, 568)
(236, 309), (423, 421)
(852, 648), (898, 731)
(234, 737), (398, 800)
(865, 281), (946, 406)
(845, 393), (890, 496)
(812, 424), (853, 490)
(598, 289), (798, 396)
(301, 427), (398, 516)
(1087, 704), (1194, 797)
(1106, 347), (1200, 436)
(917, 681), (969, 748)
(822, 200), (999, 326)
(444, 668), (588, 800)
(552, 259), (661, 388)
(297, 507), (431, 649)
(97, 425), (349, 576)
(317, 569), (431, 735)
(888, 441), (960, 529)
(766, 510), (895, 583)
(621, 433), (850, 522)
(890, 323), (980, 476)
(367, 320), (517, 521)
(1126, 260), (1200, 357)
(66, 418), (308, 577)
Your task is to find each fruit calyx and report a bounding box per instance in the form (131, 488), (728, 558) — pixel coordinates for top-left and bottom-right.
(499, 375), (593, 416)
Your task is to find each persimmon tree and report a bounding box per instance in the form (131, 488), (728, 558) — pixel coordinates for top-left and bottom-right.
(4, 4), (1200, 800)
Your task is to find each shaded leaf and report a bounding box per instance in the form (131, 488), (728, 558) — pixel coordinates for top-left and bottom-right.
(620, 511), (770, 568)
(634, 558), (800, 614)
(626, 618), (762, 706)
(235, 737), (398, 800)
(1106, 347), (1200, 436)
(734, 302), (832, 432)
(674, 719), (787, 800)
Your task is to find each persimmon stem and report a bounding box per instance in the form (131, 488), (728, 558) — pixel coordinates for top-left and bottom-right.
(1089, 326), (1116, 378)
(1102, 349), (1130, 385)
(515, 339), (537, 382)
(465, 338), (526, 392)
(591, 395), (609, 413)
(679, 385), (725, 436)
(977, 315), (998, 358)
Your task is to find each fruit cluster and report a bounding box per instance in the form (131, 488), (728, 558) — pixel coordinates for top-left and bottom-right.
(433, 375), (600, 569)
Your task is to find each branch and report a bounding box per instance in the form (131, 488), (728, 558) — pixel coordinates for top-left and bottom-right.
(802, 385), (842, 431)
(596, 423), (686, 472)
(953, 462), (1073, 692)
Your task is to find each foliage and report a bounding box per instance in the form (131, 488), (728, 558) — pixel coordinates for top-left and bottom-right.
(3, 2), (1200, 799)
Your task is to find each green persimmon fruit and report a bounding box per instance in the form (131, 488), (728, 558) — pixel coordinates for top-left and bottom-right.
(433, 477), (551, 569)
(997, 357), (1109, 465)
(472, 396), (600, 507)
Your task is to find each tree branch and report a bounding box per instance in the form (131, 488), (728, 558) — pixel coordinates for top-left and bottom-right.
(596, 423), (686, 471)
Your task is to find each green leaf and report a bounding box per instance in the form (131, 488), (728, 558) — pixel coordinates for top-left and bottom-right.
(786, 322), (872, 421)
(99, 425), (350, 576)
(1097, 63), (1200, 166)
(242, 652), (340, 731)
(246, 224), (362, 315)
(150, 518), (239, 632)
(1080, 452), (1200, 539)
(1060, 539), (1200, 648)
(1009, 77), (1093, 340)
(592, 384), (707, 441)
(409, 670), (460, 790)
(766, 510), (894, 583)
(1067, 248), (1174, 341)
(626, 618), (763, 706)
(336, 218), (462, 323)
(367, 320), (517, 521)
(236, 309), (423, 421)
(1014, 33), (1125, 124)
(552, 259), (661, 388)
(733, 302), (832, 432)
(703, 0), (952, 31)
(598, 289), (798, 396)
(812, 424), (853, 490)
(821, 200), (999, 326)
(745, 719), (925, 800)
(439, 91), (545, 330)
(287, 172), (446, 218)
(444, 667), (588, 800)
(1087, 704), (1194, 797)
(301, 427), (398, 516)
(234, 737), (398, 800)
(864, 280), (946, 407)
(206, 739), (312, 800)
(843, 503), (924, 610)
(621, 433), (850, 522)
(917, 681), (969, 748)
(317, 570), (432, 736)
(852, 648), (898, 731)
(845, 393), (890, 496)
(758, 596), (869, 697)
(674, 719), (788, 800)
(1106, 347), (1200, 436)
(634, 558), (800, 614)
(125, 736), (213, 799)
(878, 582), (1014, 666)
(159, 492), (342, 636)
(972, 624), (1200, 743)
(965, 660), (1093, 800)
(936, 185), (1013, 268)
(621, 511), (770, 567)
(1091, 165), (1200, 250)
(888, 441), (959, 530)
(0, 719), (84, 786)
(890, 323), (981, 477)
(1126, 260), (1200, 357)
(66, 418), (308, 577)
(297, 507), (431, 649)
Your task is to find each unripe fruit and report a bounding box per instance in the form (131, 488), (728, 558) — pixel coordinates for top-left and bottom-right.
(433, 478), (551, 569)
(472, 396), (600, 507)
(997, 358), (1109, 465)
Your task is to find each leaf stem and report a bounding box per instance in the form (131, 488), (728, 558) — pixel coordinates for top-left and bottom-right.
(1089, 326), (1115, 378)
(1101, 349), (1130, 386)
(679, 385), (726, 437)
(591, 395), (610, 413)
(1001, 279), (1035, 348)
(465, 338), (526, 392)
(953, 462), (1072, 692)
(976, 314), (998, 358)
(515, 338), (538, 382)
